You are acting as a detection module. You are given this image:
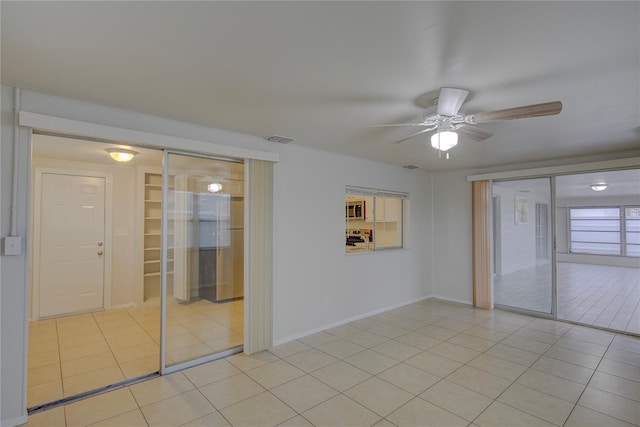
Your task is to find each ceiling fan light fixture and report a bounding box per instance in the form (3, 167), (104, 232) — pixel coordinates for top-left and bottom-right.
(590, 183), (608, 192)
(106, 148), (137, 162)
(430, 131), (458, 151)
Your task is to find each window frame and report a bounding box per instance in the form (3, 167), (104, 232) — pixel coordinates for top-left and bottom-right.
(625, 206), (640, 257)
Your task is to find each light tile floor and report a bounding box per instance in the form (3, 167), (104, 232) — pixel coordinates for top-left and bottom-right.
(25, 298), (640, 427)
(27, 298), (243, 408)
(494, 262), (640, 334)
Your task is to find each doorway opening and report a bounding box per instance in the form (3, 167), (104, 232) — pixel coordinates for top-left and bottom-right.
(27, 134), (245, 409)
(555, 169), (640, 334)
(492, 178), (553, 315)
(490, 169), (640, 336)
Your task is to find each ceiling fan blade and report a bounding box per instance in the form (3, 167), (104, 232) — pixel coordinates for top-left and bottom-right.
(471, 101), (562, 124)
(456, 125), (493, 142)
(437, 87), (469, 116)
(392, 126), (436, 144)
(358, 123), (427, 128)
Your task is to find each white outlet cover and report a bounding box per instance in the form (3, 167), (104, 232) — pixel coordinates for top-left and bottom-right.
(3, 236), (21, 256)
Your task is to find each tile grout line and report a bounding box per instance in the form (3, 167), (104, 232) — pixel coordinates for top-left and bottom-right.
(94, 310), (134, 381)
(55, 318), (68, 401)
(27, 300), (245, 422)
(29, 299), (640, 427)
(465, 318), (571, 426)
(267, 319), (446, 425)
(376, 319), (528, 426)
(378, 315), (537, 425)
(559, 330), (628, 427)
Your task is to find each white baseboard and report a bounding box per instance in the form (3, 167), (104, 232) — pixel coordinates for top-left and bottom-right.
(1, 415), (28, 427)
(30, 302), (137, 322)
(110, 302), (137, 310)
(431, 295), (473, 306)
(273, 294), (433, 347)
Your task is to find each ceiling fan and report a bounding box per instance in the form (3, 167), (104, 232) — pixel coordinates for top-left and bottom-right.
(369, 88), (562, 159)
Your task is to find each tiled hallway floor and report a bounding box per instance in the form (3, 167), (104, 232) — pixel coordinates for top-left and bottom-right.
(27, 298), (243, 408)
(495, 262), (640, 334)
(25, 298), (640, 427)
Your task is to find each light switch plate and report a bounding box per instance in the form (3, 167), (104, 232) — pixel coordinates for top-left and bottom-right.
(3, 236), (21, 256)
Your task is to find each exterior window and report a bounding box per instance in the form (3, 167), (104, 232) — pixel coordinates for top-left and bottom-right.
(569, 206), (640, 257)
(345, 188), (407, 253)
(626, 207), (640, 257)
(570, 207), (621, 255)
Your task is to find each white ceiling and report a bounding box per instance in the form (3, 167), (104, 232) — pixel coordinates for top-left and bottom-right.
(2, 2), (639, 171)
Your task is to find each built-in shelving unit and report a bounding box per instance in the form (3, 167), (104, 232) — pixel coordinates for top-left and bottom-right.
(142, 173), (174, 302)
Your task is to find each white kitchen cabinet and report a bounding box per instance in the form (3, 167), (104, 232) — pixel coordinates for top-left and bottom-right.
(365, 197), (401, 222)
(382, 198), (401, 222)
(363, 196), (374, 222)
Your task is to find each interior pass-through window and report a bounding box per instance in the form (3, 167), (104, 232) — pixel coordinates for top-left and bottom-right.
(345, 187), (408, 254)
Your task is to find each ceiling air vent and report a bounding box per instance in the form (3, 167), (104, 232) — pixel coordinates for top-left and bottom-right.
(403, 165), (419, 170)
(264, 135), (294, 144)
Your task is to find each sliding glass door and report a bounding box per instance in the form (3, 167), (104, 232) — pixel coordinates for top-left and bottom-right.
(555, 170), (640, 334)
(493, 178), (555, 315)
(161, 151), (244, 372)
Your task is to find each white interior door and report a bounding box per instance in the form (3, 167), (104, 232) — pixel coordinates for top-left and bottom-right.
(38, 173), (106, 318)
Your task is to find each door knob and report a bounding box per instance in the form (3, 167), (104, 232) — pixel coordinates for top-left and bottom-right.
(98, 242), (103, 246)
(97, 251), (103, 256)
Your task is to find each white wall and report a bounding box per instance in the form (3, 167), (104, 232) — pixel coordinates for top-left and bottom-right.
(273, 144), (432, 341)
(493, 184), (551, 275)
(30, 156), (139, 313)
(0, 87), (433, 425)
(493, 186), (536, 274)
(431, 170), (473, 304)
(1, 86), (31, 427)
